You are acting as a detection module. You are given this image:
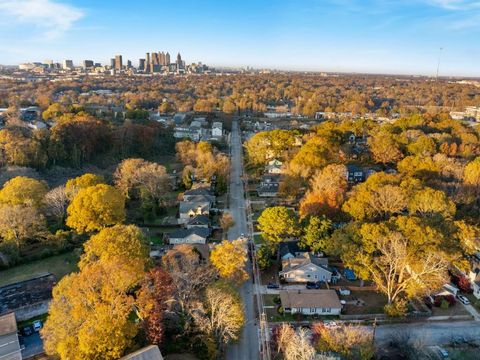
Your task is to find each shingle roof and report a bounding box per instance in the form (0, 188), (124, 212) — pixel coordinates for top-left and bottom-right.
(120, 345), (163, 360)
(169, 227), (210, 240)
(280, 289), (341, 309)
(188, 215), (210, 226)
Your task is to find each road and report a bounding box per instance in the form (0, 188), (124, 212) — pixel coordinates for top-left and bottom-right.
(374, 320), (480, 346)
(225, 119), (260, 360)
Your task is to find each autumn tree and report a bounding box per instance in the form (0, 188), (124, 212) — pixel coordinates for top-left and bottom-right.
(136, 266), (174, 345)
(66, 184), (125, 233)
(80, 225), (149, 278)
(275, 323), (316, 360)
(0, 205), (46, 248)
(210, 239), (248, 284)
(0, 176), (48, 207)
(299, 164), (348, 218)
(41, 262), (139, 360)
(464, 156), (480, 194)
(368, 129), (404, 164)
(65, 173), (105, 199)
(300, 215), (332, 253)
(219, 212), (235, 233)
(193, 281), (245, 357)
(44, 186), (68, 222)
(258, 206), (299, 247)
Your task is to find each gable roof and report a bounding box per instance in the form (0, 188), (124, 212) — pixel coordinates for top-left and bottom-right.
(280, 253), (331, 274)
(184, 187), (213, 197)
(179, 201), (210, 214)
(169, 227), (210, 240)
(279, 241), (303, 258)
(120, 345), (163, 360)
(188, 214), (210, 226)
(280, 289), (341, 309)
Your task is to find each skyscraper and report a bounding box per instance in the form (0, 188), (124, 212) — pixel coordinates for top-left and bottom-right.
(139, 58), (145, 71)
(127, 60), (132, 68)
(146, 52), (151, 73)
(62, 60), (73, 70)
(115, 55), (123, 71)
(110, 58), (115, 68)
(83, 60), (94, 69)
(160, 52), (166, 66)
(176, 53), (184, 69)
(165, 52), (170, 65)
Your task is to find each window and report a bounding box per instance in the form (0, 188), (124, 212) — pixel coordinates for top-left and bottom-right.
(307, 274), (311, 278)
(310, 308), (316, 313)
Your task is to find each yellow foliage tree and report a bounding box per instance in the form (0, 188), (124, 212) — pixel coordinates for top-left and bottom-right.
(66, 184), (125, 233)
(210, 239), (248, 284)
(65, 173), (105, 199)
(0, 176), (47, 207)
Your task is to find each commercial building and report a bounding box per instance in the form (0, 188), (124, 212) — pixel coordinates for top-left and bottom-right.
(62, 59), (73, 69)
(115, 55), (123, 71)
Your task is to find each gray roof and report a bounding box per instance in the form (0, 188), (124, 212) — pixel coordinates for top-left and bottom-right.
(184, 187), (213, 197)
(179, 201), (210, 214)
(280, 289), (341, 309)
(120, 345), (163, 360)
(169, 227), (210, 240)
(188, 215), (210, 226)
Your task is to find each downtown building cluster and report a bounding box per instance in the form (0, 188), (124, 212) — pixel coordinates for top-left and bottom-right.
(17, 50), (210, 76)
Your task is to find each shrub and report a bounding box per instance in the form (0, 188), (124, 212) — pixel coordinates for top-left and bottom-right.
(384, 300), (407, 317)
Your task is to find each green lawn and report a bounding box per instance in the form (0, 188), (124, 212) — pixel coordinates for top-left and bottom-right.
(0, 251), (79, 287)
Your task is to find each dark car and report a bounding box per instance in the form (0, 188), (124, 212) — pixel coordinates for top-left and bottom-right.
(306, 281), (321, 289)
(267, 283), (279, 289)
(21, 326), (33, 337)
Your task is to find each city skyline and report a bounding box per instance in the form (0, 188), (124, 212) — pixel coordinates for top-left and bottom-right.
(0, 0), (480, 76)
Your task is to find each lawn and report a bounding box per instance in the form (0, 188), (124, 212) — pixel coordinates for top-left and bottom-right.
(342, 290), (388, 315)
(0, 251), (79, 287)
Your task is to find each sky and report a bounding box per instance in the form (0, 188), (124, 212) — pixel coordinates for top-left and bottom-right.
(0, 0), (479, 76)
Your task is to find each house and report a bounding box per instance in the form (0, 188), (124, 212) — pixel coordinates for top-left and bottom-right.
(0, 312), (21, 360)
(120, 345), (163, 360)
(168, 227), (210, 245)
(212, 122), (223, 138)
(280, 252), (332, 283)
(256, 174), (281, 197)
(183, 194), (215, 206)
(174, 126), (201, 141)
(280, 289), (342, 316)
(345, 164), (366, 183)
(0, 273), (56, 321)
(279, 241), (304, 260)
(186, 214), (210, 229)
(265, 159), (283, 174)
(173, 112), (188, 125)
(179, 201), (210, 222)
(183, 187), (215, 202)
(467, 253), (480, 299)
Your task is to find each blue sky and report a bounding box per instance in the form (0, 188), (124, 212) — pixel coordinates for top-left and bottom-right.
(0, 0), (479, 76)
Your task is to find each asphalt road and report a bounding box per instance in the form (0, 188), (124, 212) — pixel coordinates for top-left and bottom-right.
(374, 320), (480, 346)
(225, 119), (260, 360)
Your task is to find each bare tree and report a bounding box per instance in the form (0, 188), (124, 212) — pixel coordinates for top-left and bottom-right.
(276, 323), (316, 360)
(0, 205), (46, 248)
(44, 186), (68, 221)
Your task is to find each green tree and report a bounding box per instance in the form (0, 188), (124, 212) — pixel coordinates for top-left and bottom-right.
(299, 215), (332, 253)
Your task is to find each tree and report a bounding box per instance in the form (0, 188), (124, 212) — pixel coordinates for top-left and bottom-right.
(136, 266), (174, 345)
(0, 176), (47, 207)
(407, 135), (437, 156)
(299, 164), (348, 218)
(162, 244), (218, 331)
(0, 205), (46, 248)
(397, 155), (440, 180)
(210, 239), (248, 284)
(80, 225), (149, 279)
(464, 156), (480, 193)
(66, 184), (125, 233)
(300, 216), (332, 253)
(275, 323), (316, 360)
(257, 245), (273, 270)
(368, 129), (404, 164)
(65, 173), (105, 199)
(342, 172), (407, 221)
(193, 281), (245, 357)
(257, 206), (299, 247)
(41, 262), (139, 360)
(44, 186), (68, 222)
(219, 212), (235, 233)
(313, 323), (374, 360)
(408, 187), (456, 219)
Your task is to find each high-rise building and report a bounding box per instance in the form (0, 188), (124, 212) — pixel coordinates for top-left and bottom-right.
(83, 60), (94, 69)
(176, 53), (184, 69)
(165, 52), (171, 65)
(139, 58), (145, 71)
(110, 58), (115, 68)
(127, 60), (132, 68)
(146, 52), (151, 73)
(160, 52), (166, 66)
(62, 60), (74, 70)
(115, 55), (123, 71)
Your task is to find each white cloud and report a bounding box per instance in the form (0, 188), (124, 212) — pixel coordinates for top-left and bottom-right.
(426, 0), (480, 10)
(0, 0), (84, 39)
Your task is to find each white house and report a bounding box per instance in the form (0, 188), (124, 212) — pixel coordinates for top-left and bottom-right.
(280, 289), (342, 316)
(212, 122), (223, 138)
(168, 227), (210, 245)
(467, 253), (480, 299)
(280, 253), (332, 283)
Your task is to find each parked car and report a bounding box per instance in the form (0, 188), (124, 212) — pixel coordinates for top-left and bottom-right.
(20, 326), (33, 337)
(457, 294), (471, 305)
(339, 287), (351, 295)
(323, 320), (338, 329)
(32, 320), (43, 332)
(437, 346), (449, 358)
(306, 281), (321, 289)
(267, 283), (279, 289)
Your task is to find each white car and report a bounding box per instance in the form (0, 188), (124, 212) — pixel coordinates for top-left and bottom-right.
(457, 294), (471, 305)
(32, 320), (43, 332)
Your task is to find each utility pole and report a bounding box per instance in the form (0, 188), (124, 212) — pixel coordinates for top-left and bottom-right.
(436, 47), (443, 81)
